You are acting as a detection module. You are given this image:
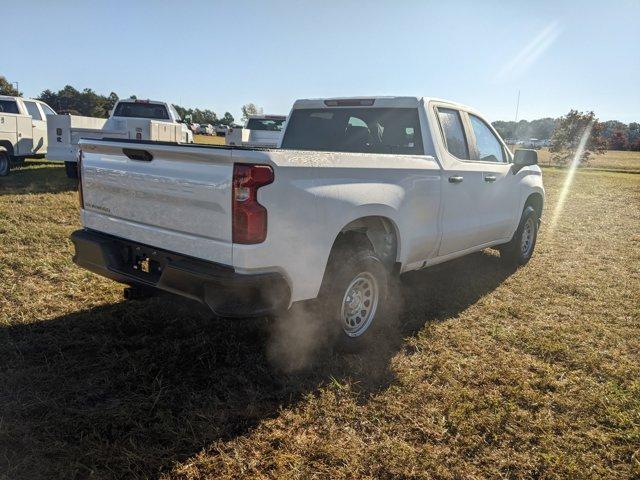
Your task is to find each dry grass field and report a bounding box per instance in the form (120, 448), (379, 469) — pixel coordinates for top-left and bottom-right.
(0, 157), (639, 479)
(515, 148), (640, 172)
(193, 134), (226, 146)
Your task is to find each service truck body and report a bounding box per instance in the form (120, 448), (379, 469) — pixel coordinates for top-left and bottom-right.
(47, 99), (193, 177)
(72, 96), (544, 345)
(0, 96), (56, 174)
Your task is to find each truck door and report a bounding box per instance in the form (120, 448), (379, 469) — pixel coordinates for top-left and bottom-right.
(433, 106), (484, 256)
(465, 113), (518, 244)
(23, 101), (47, 154)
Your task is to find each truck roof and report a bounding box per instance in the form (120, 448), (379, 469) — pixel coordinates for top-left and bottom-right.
(116, 99), (167, 106)
(247, 114), (287, 120)
(291, 96), (473, 111)
(0, 95), (43, 103)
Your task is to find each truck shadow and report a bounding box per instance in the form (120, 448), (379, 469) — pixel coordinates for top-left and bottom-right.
(0, 161), (77, 196)
(0, 250), (512, 478)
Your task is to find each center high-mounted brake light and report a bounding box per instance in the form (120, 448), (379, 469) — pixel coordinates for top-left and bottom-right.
(323, 99), (375, 107)
(232, 163), (274, 244)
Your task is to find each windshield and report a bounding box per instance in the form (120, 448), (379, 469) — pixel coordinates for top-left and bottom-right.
(246, 118), (285, 131)
(113, 102), (169, 120)
(281, 107), (423, 155)
(40, 103), (57, 116)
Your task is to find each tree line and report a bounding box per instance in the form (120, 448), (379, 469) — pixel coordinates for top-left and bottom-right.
(1, 76), (238, 126)
(1, 75), (638, 151)
(492, 116), (640, 151)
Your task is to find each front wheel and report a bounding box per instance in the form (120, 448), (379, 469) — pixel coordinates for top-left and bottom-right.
(0, 152), (9, 177)
(65, 161), (78, 179)
(318, 239), (398, 352)
(499, 206), (539, 266)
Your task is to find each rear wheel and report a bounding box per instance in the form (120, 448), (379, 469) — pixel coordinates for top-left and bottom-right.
(65, 161), (78, 179)
(318, 236), (398, 352)
(499, 206), (539, 266)
(0, 152), (9, 177)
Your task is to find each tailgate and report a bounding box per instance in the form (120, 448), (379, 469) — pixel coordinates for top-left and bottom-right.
(79, 140), (234, 265)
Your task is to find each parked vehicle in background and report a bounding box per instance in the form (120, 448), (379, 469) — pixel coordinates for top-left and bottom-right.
(198, 124), (214, 135)
(524, 138), (544, 150)
(72, 96), (544, 350)
(0, 95), (56, 176)
(47, 99), (193, 178)
(225, 114), (286, 147)
(215, 124), (228, 136)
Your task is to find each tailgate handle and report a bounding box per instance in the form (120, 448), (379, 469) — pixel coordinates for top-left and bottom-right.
(123, 148), (153, 162)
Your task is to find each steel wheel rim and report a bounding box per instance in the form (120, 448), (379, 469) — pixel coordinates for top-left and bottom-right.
(520, 217), (535, 257)
(340, 272), (379, 337)
(0, 155), (7, 175)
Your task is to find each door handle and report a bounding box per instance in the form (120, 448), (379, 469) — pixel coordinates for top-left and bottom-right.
(484, 175), (497, 183)
(448, 176), (464, 184)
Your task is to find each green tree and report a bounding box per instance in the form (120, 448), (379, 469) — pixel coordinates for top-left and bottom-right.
(549, 110), (606, 165)
(492, 120), (517, 140)
(37, 85), (118, 117)
(608, 130), (629, 150)
(0, 75), (22, 96)
(220, 112), (234, 126)
(628, 122), (640, 148)
(529, 118), (556, 139)
(241, 103), (261, 121)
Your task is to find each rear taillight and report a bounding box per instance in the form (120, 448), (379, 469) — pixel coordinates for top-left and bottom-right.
(232, 163), (273, 244)
(77, 150), (84, 209)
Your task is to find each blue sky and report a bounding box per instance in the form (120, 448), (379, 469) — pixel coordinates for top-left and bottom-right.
(4, 0), (639, 122)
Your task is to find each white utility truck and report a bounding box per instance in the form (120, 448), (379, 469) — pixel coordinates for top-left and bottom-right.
(225, 114), (286, 148)
(47, 99), (193, 178)
(0, 95), (57, 176)
(72, 96), (544, 349)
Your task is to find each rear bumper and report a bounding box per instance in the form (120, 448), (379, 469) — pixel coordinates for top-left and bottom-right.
(71, 229), (291, 317)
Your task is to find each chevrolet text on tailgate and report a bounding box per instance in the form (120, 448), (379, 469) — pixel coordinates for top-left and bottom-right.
(72, 96), (544, 349)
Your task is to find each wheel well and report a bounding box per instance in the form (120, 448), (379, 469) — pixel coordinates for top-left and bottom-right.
(0, 141), (14, 157)
(525, 193), (544, 220)
(331, 216), (399, 270)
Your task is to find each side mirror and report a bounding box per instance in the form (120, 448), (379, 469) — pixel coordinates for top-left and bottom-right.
(513, 149), (538, 173)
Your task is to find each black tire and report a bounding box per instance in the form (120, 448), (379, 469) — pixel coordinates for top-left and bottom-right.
(317, 236), (398, 352)
(0, 152), (9, 177)
(499, 206), (539, 267)
(65, 161), (78, 179)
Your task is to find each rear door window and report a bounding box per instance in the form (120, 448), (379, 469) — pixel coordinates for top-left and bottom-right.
(436, 108), (470, 159)
(281, 107), (423, 155)
(24, 101), (43, 121)
(0, 100), (20, 114)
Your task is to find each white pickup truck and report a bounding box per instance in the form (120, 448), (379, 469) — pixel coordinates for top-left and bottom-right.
(225, 114), (286, 148)
(47, 99), (193, 178)
(72, 96), (543, 349)
(0, 95), (57, 176)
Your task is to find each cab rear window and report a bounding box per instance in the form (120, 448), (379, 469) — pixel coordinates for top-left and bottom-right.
(113, 102), (169, 120)
(281, 108), (423, 155)
(246, 118), (285, 131)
